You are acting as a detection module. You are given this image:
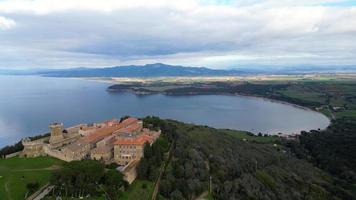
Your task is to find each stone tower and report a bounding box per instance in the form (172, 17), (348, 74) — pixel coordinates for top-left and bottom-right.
(49, 123), (64, 144)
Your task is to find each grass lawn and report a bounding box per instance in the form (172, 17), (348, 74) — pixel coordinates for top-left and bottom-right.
(335, 110), (356, 119)
(0, 156), (64, 200)
(121, 180), (154, 200)
(280, 88), (326, 104)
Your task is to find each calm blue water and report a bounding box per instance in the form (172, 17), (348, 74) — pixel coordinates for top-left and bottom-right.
(0, 75), (330, 147)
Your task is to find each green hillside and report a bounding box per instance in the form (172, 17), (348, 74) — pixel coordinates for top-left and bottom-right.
(0, 157), (64, 200)
(141, 117), (355, 200)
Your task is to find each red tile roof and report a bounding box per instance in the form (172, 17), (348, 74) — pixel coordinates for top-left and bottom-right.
(111, 117), (139, 130)
(117, 123), (142, 133)
(83, 126), (118, 143)
(121, 117), (139, 126)
(103, 119), (120, 126)
(114, 134), (153, 145)
(83, 118), (140, 144)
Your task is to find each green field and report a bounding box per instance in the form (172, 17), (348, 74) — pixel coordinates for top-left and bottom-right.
(280, 87), (326, 104)
(0, 156), (64, 200)
(335, 110), (356, 118)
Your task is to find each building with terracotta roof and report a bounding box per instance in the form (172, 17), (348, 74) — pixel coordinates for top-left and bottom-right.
(20, 117), (161, 168)
(79, 125), (98, 136)
(113, 131), (161, 165)
(83, 125), (120, 145)
(115, 122), (143, 135)
(89, 135), (116, 162)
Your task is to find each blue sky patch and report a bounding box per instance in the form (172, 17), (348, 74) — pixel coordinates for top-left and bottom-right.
(322, 0), (356, 7)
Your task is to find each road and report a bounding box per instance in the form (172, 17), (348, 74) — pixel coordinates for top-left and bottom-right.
(32, 185), (54, 200)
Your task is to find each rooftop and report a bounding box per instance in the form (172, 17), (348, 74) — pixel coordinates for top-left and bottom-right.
(114, 134), (154, 145)
(82, 117), (141, 143)
(116, 123), (142, 134)
(83, 126), (119, 143)
(65, 139), (89, 152)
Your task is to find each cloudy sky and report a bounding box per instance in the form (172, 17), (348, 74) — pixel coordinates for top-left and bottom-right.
(0, 0), (356, 69)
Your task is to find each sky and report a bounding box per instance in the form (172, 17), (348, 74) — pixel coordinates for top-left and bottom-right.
(0, 0), (356, 69)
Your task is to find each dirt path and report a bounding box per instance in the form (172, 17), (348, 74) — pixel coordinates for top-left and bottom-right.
(151, 143), (174, 200)
(10, 165), (61, 172)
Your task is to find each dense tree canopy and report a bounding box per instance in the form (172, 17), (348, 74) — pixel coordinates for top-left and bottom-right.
(286, 118), (356, 185)
(51, 160), (127, 199)
(140, 117), (355, 200)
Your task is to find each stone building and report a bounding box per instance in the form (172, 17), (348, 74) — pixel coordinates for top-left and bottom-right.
(90, 145), (114, 162)
(20, 117), (161, 172)
(48, 123), (80, 149)
(113, 132), (160, 165)
(20, 137), (48, 158)
(49, 123), (64, 143)
(89, 135), (116, 162)
(62, 139), (91, 161)
(21, 123), (83, 159)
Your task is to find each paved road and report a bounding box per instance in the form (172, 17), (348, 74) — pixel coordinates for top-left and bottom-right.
(26, 184), (53, 200)
(33, 186), (54, 200)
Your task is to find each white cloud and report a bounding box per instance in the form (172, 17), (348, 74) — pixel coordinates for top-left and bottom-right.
(0, 0), (199, 14)
(0, 0), (356, 68)
(0, 16), (16, 30)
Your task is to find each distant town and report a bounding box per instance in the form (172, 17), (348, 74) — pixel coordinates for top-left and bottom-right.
(20, 117), (161, 183)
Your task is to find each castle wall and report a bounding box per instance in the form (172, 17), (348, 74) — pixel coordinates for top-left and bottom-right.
(49, 135), (79, 149)
(20, 137), (49, 158)
(62, 140), (91, 161)
(43, 145), (73, 162)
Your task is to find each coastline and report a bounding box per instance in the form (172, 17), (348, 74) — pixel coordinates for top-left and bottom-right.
(97, 77), (332, 122)
(0, 75), (333, 148)
(42, 76), (335, 126)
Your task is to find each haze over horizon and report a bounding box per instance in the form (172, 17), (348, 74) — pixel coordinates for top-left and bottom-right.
(1, 0), (356, 69)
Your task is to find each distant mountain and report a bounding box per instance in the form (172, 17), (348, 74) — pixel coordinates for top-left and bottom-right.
(2, 63), (356, 77)
(36, 63), (243, 77)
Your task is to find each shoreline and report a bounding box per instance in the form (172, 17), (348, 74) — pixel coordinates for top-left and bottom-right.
(0, 76), (333, 148)
(102, 80), (332, 121)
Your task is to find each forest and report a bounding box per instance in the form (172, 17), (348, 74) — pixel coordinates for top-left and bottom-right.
(50, 160), (128, 199)
(285, 118), (356, 193)
(140, 117), (356, 200)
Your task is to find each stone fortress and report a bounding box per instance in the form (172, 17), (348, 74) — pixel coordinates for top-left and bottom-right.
(20, 117), (161, 182)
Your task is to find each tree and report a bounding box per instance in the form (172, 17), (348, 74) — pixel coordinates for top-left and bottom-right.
(51, 160), (105, 198)
(143, 143), (153, 158)
(103, 169), (127, 199)
(137, 158), (149, 179)
(26, 182), (39, 193)
(160, 179), (172, 197)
